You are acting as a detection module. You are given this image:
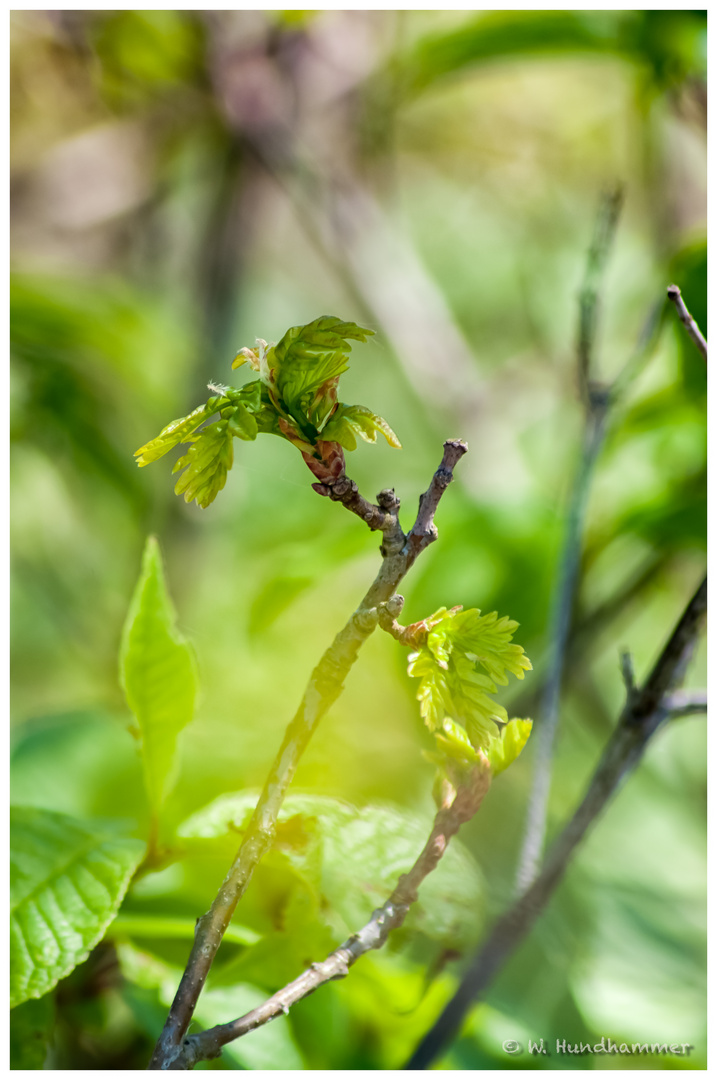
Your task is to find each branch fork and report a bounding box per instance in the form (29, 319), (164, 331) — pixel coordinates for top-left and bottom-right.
(149, 438), (468, 1069)
(167, 760), (491, 1070)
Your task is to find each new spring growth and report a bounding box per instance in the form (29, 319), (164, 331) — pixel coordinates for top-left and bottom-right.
(404, 605), (533, 799)
(134, 316), (401, 508)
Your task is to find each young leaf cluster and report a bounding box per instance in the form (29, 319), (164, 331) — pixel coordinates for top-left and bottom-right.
(406, 605), (532, 779)
(135, 316), (400, 507)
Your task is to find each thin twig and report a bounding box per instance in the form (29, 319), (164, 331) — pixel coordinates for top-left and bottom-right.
(663, 688), (707, 718)
(149, 439), (467, 1069)
(312, 479), (402, 538)
(577, 184), (624, 406)
(167, 766), (492, 1069)
(406, 574), (706, 1070)
(667, 284), (707, 362)
(514, 189), (621, 895)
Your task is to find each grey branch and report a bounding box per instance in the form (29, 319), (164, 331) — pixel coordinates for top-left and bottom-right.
(406, 574), (706, 1070)
(514, 189), (621, 895)
(577, 184), (624, 406)
(663, 688), (707, 718)
(667, 284), (708, 362)
(149, 439), (467, 1069)
(167, 766), (492, 1070)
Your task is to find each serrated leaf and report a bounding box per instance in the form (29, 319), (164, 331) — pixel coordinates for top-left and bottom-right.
(134, 403), (210, 466)
(322, 403), (402, 450)
(271, 316), (374, 430)
(484, 718), (533, 776)
(172, 420), (234, 508)
(179, 794), (483, 948)
(120, 536), (198, 817)
(10, 807), (144, 1008)
(408, 606), (531, 751)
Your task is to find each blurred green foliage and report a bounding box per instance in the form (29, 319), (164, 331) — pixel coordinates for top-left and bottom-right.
(10, 9), (705, 1070)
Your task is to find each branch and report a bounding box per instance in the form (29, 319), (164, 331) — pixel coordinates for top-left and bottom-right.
(312, 479), (405, 549)
(662, 688), (707, 718)
(514, 193), (667, 895)
(667, 284), (708, 363)
(406, 574), (706, 1070)
(514, 189), (621, 894)
(167, 766), (492, 1070)
(577, 183), (624, 407)
(149, 439), (467, 1069)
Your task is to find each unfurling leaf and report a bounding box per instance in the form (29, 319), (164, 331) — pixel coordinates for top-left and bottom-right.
(484, 718), (533, 776)
(173, 422), (234, 509)
(425, 716), (532, 788)
(408, 605), (531, 751)
(134, 403), (210, 466)
(135, 316), (398, 507)
(322, 403), (402, 451)
(120, 537), (198, 819)
(10, 807), (144, 1008)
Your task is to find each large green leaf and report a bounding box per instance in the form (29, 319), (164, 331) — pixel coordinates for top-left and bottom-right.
(119, 536), (198, 816)
(179, 794), (484, 948)
(10, 807), (144, 1008)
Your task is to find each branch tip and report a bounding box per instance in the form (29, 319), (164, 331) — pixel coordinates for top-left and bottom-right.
(666, 283), (708, 362)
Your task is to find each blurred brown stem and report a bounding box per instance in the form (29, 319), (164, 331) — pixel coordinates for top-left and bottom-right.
(149, 440), (467, 1070)
(406, 574), (706, 1070)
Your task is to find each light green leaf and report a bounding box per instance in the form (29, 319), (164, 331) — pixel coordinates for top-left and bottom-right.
(408, 606), (531, 751)
(426, 716), (532, 780)
(134, 403), (211, 466)
(107, 912), (260, 947)
(172, 419), (234, 508)
(484, 718), (533, 776)
(119, 536), (198, 817)
(271, 316), (374, 428)
(179, 794), (484, 948)
(177, 790), (356, 841)
(226, 402), (259, 441)
(10, 807), (144, 1008)
(10, 994), (54, 1069)
(322, 403), (402, 450)
(210, 879), (335, 992)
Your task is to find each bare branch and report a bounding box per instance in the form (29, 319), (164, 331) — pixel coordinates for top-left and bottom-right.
(149, 441), (467, 1069)
(406, 439), (468, 558)
(577, 183), (624, 407)
(662, 688), (707, 718)
(514, 189), (622, 895)
(514, 194), (667, 896)
(406, 574), (706, 1070)
(619, 649), (637, 701)
(313, 479), (406, 551)
(168, 767), (492, 1070)
(667, 284), (708, 363)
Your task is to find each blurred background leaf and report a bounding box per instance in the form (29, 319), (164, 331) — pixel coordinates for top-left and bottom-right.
(10, 8), (705, 1069)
